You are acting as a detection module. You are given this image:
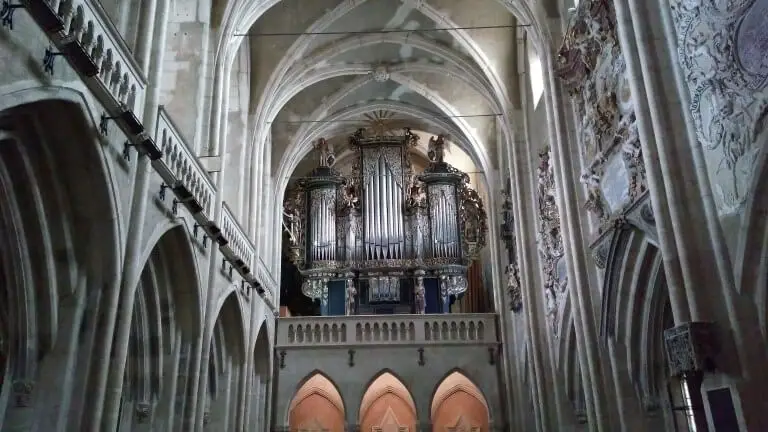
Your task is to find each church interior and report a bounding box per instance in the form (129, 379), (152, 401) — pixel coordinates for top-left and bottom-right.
(0, 0), (766, 431)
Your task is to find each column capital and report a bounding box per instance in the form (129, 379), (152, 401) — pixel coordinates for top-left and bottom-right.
(12, 379), (35, 407)
(664, 321), (718, 377)
(135, 402), (152, 423)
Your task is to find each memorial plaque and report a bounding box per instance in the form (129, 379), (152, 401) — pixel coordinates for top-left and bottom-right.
(600, 153), (630, 212)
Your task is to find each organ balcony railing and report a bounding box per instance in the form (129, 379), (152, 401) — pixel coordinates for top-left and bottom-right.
(12, 0), (277, 311)
(275, 313), (498, 348)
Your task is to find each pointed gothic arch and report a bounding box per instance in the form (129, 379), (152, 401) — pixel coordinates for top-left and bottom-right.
(0, 93), (122, 429)
(430, 370), (490, 432)
(735, 132), (768, 338)
(288, 371), (345, 432)
(358, 370), (417, 432)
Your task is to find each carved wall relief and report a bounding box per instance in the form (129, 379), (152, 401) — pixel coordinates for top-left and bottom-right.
(500, 179), (523, 312)
(536, 148), (567, 337)
(557, 0), (647, 231)
(670, 0), (768, 215)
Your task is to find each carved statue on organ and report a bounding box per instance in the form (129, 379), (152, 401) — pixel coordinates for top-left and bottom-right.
(283, 129), (487, 315)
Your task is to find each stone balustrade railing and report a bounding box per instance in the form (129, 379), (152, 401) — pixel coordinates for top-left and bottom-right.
(221, 203), (255, 274)
(276, 314), (498, 348)
(156, 107), (215, 217)
(27, 0), (147, 114)
(17, 0), (277, 312)
(256, 256), (277, 297)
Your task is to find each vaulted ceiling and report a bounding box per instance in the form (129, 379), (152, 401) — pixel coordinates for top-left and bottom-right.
(219, 0), (556, 182)
(214, 0), (567, 192)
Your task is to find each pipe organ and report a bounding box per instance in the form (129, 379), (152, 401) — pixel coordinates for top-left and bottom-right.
(283, 129), (487, 315)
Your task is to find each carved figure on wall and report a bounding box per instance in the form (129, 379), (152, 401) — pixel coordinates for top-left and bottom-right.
(506, 263), (522, 312)
(314, 138), (336, 168)
(459, 184), (487, 260)
(346, 279), (357, 315)
(414, 276), (426, 314)
(428, 134), (446, 162)
(536, 148), (566, 336)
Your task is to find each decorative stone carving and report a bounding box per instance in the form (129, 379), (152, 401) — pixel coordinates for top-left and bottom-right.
(557, 0), (646, 229)
(135, 402), (152, 423)
(500, 179), (523, 313)
(414, 271), (426, 314)
(505, 263), (522, 312)
(372, 65), (390, 82)
(345, 277), (357, 316)
(12, 379), (34, 407)
(536, 148), (566, 336)
(670, 0), (768, 215)
(664, 321), (718, 378)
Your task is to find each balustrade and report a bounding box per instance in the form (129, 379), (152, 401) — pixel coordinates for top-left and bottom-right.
(25, 0), (147, 112)
(17, 0), (278, 309)
(222, 204), (255, 273)
(156, 107), (214, 217)
(277, 314), (497, 347)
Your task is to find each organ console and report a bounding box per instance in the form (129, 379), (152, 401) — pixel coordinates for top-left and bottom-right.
(283, 128), (487, 315)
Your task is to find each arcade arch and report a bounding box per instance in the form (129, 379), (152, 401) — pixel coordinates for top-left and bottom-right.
(431, 371), (490, 432)
(359, 371), (417, 431)
(288, 372), (345, 432)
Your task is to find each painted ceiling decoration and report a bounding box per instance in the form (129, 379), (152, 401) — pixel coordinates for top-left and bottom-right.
(364, 110), (399, 136)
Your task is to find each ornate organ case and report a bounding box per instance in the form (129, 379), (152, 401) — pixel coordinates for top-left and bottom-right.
(283, 130), (487, 315)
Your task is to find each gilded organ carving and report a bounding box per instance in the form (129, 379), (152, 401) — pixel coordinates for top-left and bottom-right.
(283, 130), (487, 314)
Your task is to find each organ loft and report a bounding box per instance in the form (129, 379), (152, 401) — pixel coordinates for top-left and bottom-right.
(282, 129), (488, 316)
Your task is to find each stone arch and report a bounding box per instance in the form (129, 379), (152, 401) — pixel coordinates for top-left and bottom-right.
(204, 292), (248, 429)
(563, 321), (588, 424)
(430, 370), (490, 431)
(212, 292), (248, 366)
(0, 95), (121, 429)
(598, 224), (704, 429)
(246, 321), (272, 431)
(138, 220), (205, 338)
(735, 133), (768, 337)
(116, 224), (206, 429)
(358, 370), (418, 431)
(288, 371), (345, 432)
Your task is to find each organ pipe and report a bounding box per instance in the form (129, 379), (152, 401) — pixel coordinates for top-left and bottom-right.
(283, 131), (487, 310)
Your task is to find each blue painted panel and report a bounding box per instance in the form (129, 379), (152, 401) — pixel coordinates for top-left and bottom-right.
(424, 278), (441, 314)
(327, 280), (346, 316)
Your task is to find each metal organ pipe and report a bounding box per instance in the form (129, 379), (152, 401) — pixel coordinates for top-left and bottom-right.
(373, 158), (380, 259)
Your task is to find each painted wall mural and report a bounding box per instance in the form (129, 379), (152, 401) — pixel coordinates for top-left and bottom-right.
(670, 0), (768, 215)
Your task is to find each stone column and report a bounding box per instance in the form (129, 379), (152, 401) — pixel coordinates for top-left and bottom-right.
(543, 49), (616, 431)
(249, 375), (262, 431)
(154, 328), (182, 430)
(31, 248), (90, 430)
(507, 107), (562, 430)
(132, 401), (154, 431)
(97, 0), (172, 427)
(133, 0), (159, 72)
(174, 342), (192, 431)
(622, 1), (768, 428)
(2, 380), (36, 431)
(192, 49), (235, 432)
(261, 379), (271, 432)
